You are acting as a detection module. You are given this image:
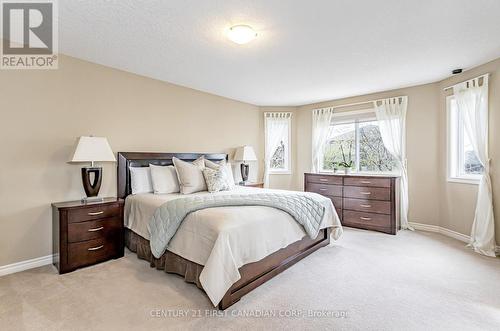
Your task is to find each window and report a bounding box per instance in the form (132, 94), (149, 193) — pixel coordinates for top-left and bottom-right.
(447, 96), (483, 183)
(270, 140), (286, 169)
(265, 113), (291, 174)
(321, 111), (397, 173)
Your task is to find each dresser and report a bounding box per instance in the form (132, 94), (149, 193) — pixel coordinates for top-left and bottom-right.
(304, 173), (398, 234)
(52, 198), (124, 274)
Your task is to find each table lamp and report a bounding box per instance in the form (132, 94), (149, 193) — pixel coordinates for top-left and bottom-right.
(69, 136), (116, 202)
(234, 145), (257, 183)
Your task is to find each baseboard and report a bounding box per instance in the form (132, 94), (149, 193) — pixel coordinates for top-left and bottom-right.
(409, 222), (500, 253)
(408, 222), (441, 235)
(0, 255), (53, 277)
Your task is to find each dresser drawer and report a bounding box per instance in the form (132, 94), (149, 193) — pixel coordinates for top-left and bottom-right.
(68, 203), (121, 223)
(343, 198), (391, 215)
(344, 177), (391, 188)
(307, 183), (343, 197)
(343, 210), (391, 228)
(343, 186), (391, 201)
(68, 217), (122, 243)
(329, 196), (342, 210)
(306, 174), (342, 185)
(328, 196), (342, 218)
(68, 237), (121, 269)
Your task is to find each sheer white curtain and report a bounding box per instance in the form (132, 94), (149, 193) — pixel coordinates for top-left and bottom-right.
(453, 75), (496, 257)
(311, 107), (334, 172)
(264, 112), (291, 188)
(374, 97), (411, 230)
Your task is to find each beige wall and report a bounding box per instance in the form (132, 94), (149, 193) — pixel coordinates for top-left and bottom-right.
(295, 84), (442, 227)
(438, 58), (500, 243)
(0, 55), (263, 266)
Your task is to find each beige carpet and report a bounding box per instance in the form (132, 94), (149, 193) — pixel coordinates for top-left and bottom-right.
(1, 228), (499, 331)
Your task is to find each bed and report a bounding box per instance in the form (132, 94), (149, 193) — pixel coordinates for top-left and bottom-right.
(118, 152), (342, 309)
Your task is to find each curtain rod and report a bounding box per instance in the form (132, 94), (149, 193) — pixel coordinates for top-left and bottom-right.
(443, 73), (490, 91)
(314, 95), (407, 111)
(264, 111), (292, 118)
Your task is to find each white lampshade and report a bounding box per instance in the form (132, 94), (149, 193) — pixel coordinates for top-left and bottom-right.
(234, 145), (257, 161)
(70, 136), (116, 163)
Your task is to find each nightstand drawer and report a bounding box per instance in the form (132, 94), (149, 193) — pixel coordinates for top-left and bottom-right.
(68, 237), (121, 269)
(68, 217), (122, 243)
(343, 186), (391, 201)
(307, 183), (343, 197)
(67, 203), (120, 223)
(343, 198), (391, 214)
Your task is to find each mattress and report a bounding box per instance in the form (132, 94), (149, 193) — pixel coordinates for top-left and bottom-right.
(124, 186), (342, 305)
(125, 186), (339, 263)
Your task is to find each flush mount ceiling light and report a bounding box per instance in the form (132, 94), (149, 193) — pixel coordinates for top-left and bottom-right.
(227, 25), (257, 45)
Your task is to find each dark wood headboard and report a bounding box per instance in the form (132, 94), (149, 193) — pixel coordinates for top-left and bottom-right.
(117, 152), (228, 199)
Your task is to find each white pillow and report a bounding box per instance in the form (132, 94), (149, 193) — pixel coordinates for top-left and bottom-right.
(129, 166), (153, 194)
(203, 167), (230, 193)
(205, 159), (236, 189)
(173, 156), (207, 194)
(149, 164), (180, 194)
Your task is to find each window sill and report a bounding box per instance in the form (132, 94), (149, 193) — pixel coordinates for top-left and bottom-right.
(447, 177), (480, 185)
(269, 171), (292, 175)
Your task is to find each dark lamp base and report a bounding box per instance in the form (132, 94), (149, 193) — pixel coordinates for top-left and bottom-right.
(81, 167), (102, 198)
(240, 163), (249, 182)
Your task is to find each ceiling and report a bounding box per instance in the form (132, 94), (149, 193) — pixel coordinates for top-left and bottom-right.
(60, 0), (500, 106)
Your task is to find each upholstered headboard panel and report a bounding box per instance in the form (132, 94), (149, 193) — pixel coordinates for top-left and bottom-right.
(117, 152), (228, 199)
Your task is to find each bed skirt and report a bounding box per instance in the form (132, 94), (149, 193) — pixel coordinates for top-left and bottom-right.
(126, 227), (332, 309)
(124, 228), (204, 290)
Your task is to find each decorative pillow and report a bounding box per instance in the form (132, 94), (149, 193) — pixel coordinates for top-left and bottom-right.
(173, 156), (207, 194)
(149, 164), (180, 194)
(204, 159), (236, 189)
(129, 166), (153, 194)
(203, 167), (231, 193)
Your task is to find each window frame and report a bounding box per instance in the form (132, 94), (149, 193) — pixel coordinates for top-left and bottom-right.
(319, 109), (399, 175)
(265, 113), (292, 175)
(446, 96), (482, 185)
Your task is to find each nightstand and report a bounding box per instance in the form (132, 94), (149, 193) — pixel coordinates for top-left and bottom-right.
(52, 197), (124, 274)
(239, 182), (264, 188)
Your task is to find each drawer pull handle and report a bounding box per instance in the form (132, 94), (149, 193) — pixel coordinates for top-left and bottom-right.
(87, 245), (104, 251)
(361, 181), (371, 184)
(360, 217), (372, 221)
(319, 188), (327, 191)
(88, 211), (104, 216)
(319, 178), (328, 182)
(360, 204), (372, 208)
(88, 226), (104, 232)
(360, 192), (371, 195)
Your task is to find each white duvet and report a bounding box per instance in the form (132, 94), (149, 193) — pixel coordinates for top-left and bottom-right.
(124, 186), (342, 306)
